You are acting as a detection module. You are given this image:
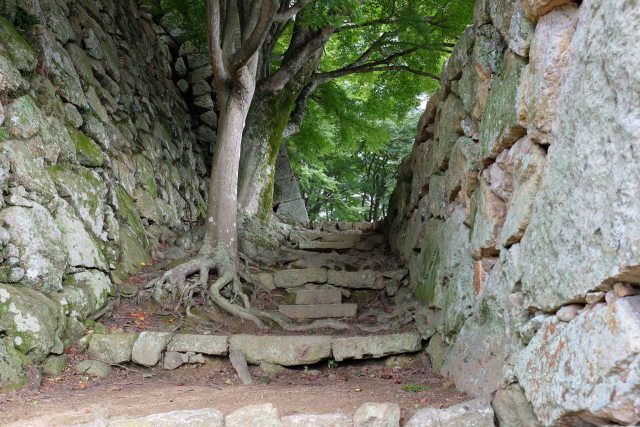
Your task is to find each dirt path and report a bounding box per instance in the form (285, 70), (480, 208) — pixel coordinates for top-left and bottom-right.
(0, 357), (469, 426)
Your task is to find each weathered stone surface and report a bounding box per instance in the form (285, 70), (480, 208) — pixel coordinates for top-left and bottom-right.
(229, 335), (332, 366)
(226, 403), (282, 427)
(281, 413), (352, 427)
(55, 202), (107, 270)
(97, 409), (224, 427)
(516, 296), (640, 425)
(446, 137), (480, 201)
(166, 334), (228, 355)
(75, 359), (112, 378)
(88, 333), (138, 364)
(441, 26), (475, 84)
(470, 177), (506, 259)
(332, 333), (422, 362)
(405, 398), (494, 427)
(440, 252), (523, 396)
(492, 384), (542, 427)
(327, 270), (380, 289)
(58, 270), (112, 319)
(163, 351), (187, 370)
(489, 0), (534, 57)
(279, 304), (357, 319)
(0, 284), (63, 363)
(428, 95), (465, 176)
(0, 204), (68, 292)
(132, 332), (173, 367)
(274, 268), (327, 288)
(499, 137), (546, 246)
(353, 402), (400, 427)
(42, 354), (67, 375)
(519, 0), (640, 310)
(295, 289), (342, 305)
(30, 28), (88, 108)
(521, 0), (571, 23)
(479, 51), (526, 165)
(518, 4), (578, 145)
(0, 339), (27, 391)
(298, 241), (355, 250)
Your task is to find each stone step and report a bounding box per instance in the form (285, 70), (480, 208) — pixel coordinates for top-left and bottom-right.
(295, 289), (342, 305)
(298, 240), (356, 250)
(279, 303), (357, 319)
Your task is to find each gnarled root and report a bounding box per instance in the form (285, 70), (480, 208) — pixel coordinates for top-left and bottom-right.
(141, 247), (352, 332)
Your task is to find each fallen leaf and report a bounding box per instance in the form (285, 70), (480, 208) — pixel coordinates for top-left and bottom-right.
(84, 409), (92, 414)
(354, 388), (362, 392)
(442, 381), (454, 388)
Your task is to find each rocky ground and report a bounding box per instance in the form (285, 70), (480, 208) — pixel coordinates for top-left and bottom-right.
(0, 350), (470, 426)
(0, 224), (478, 426)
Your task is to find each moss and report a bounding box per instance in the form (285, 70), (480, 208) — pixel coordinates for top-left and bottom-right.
(115, 185), (146, 241)
(67, 126), (104, 167)
(0, 16), (36, 66)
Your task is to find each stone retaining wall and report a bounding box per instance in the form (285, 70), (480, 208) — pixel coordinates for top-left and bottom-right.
(385, 0), (640, 425)
(0, 0), (211, 390)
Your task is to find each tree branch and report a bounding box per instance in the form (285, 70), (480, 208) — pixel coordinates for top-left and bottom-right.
(229, 0), (279, 71)
(274, 0), (314, 23)
(206, 0), (229, 90)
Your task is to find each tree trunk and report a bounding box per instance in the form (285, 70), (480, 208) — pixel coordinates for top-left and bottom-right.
(237, 86), (298, 221)
(201, 64), (257, 256)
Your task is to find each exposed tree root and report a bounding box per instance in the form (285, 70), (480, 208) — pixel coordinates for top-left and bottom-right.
(141, 246), (355, 332)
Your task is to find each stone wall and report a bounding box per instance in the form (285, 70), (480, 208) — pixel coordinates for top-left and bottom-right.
(0, 0), (210, 389)
(385, 0), (640, 424)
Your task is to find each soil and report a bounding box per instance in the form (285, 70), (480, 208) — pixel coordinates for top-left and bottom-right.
(0, 352), (469, 426)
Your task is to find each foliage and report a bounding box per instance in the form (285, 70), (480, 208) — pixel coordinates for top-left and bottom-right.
(145, 0), (473, 221)
(402, 384), (430, 392)
(0, 126), (8, 141)
(290, 111), (416, 222)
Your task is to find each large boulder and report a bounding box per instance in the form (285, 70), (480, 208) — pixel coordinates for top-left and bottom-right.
(519, 0), (640, 310)
(0, 204), (68, 292)
(0, 338), (27, 391)
(353, 402), (400, 427)
(88, 333), (138, 364)
(226, 404), (281, 427)
(0, 284), (64, 363)
(515, 296), (640, 425)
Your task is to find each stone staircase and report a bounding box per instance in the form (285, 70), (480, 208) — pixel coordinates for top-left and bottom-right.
(254, 221), (408, 322)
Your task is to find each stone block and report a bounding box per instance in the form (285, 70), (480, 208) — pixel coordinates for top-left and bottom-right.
(226, 404), (281, 427)
(519, 0), (640, 310)
(282, 413), (352, 427)
(406, 398), (494, 427)
(295, 289), (342, 305)
(273, 268), (327, 288)
(279, 304), (357, 319)
(327, 270), (381, 289)
(518, 4), (578, 145)
(353, 402), (400, 427)
(298, 241), (355, 250)
(88, 333), (138, 364)
(166, 334), (228, 355)
(516, 297), (640, 425)
(332, 333), (422, 362)
(479, 51), (527, 166)
(229, 334), (332, 366)
(131, 331), (173, 367)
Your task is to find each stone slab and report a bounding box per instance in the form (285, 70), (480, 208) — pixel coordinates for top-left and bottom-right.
(298, 241), (355, 250)
(282, 413), (352, 427)
(406, 398), (494, 426)
(131, 331), (173, 367)
(279, 304), (357, 319)
(229, 334), (332, 366)
(273, 268), (327, 288)
(295, 289), (342, 305)
(166, 334), (228, 355)
(332, 333), (422, 362)
(327, 270), (382, 289)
